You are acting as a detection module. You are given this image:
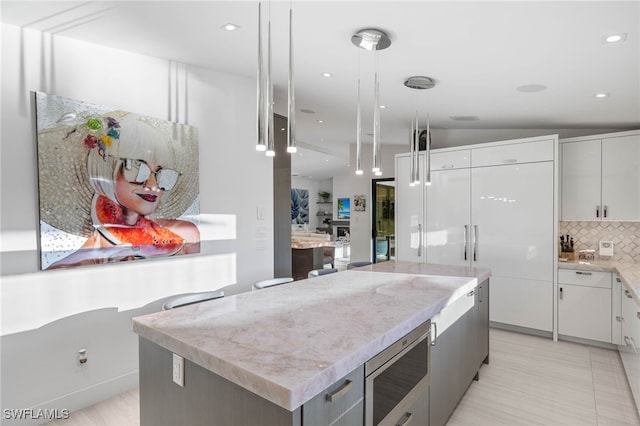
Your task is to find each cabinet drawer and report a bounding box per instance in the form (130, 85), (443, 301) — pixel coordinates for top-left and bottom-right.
(430, 149), (471, 170)
(471, 139), (554, 167)
(302, 365), (364, 425)
(558, 269), (611, 288)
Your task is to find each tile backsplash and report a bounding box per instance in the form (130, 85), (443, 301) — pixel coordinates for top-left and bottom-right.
(559, 221), (640, 263)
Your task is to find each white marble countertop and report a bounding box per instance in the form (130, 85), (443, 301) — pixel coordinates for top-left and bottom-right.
(558, 260), (640, 305)
(132, 261), (490, 411)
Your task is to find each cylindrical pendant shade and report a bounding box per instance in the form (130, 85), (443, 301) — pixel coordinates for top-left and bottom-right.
(372, 71), (380, 173)
(287, 7), (296, 154)
(256, 3), (266, 152)
(266, 20), (275, 157)
(355, 77), (363, 175)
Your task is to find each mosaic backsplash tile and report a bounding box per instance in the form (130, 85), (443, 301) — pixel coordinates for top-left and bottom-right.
(559, 221), (640, 263)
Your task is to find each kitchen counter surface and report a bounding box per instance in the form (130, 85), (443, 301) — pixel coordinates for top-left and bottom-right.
(558, 260), (640, 304)
(132, 261), (490, 411)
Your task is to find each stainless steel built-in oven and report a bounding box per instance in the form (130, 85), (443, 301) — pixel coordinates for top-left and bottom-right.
(365, 320), (431, 426)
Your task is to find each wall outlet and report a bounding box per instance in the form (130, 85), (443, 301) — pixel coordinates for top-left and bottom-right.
(172, 353), (184, 387)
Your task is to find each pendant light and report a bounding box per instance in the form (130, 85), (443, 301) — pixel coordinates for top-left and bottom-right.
(351, 28), (391, 176)
(355, 51), (363, 175)
(256, 2), (296, 157)
(286, 7), (296, 153)
(255, 2), (266, 152)
(404, 76), (436, 186)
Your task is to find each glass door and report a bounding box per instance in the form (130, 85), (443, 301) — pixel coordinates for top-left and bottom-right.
(371, 178), (395, 263)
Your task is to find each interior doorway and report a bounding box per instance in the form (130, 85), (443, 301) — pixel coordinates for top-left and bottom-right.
(371, 178), (395, 263)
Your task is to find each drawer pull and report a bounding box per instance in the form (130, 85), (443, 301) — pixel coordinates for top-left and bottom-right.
(575, 271), (592, 276)
(502, 158), (517, 164)
(468, 290), (475, 297)
(441, 164), (454, 169)
(616, 316), (622, 322)
(325, 380), (352, 402)
(625, 290), (633, 299)
(395, 412), (413, 426)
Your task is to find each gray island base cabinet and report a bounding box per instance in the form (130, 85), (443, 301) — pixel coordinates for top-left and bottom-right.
(134, 261), (491, 426)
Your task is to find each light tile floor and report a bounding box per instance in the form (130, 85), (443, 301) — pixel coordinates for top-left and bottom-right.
(447, 329), (640, 426)
(48, 329), (640, 426)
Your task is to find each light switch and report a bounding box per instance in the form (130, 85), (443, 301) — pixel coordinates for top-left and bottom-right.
(172, 353), (184, 387)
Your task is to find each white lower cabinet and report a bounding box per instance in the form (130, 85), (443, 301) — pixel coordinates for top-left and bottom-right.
(557, 269), (612, 343)
(619, 286), (640, 416)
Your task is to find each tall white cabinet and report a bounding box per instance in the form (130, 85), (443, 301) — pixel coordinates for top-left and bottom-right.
(396, 135), (558, 332)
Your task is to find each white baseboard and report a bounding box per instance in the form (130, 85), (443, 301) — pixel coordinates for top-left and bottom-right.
(1, 371), (138, 426)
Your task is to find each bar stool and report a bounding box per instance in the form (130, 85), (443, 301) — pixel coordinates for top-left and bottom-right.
(308, 268), (339, 278)
(253, 277), (294, 290)
(162, 290), (225, 310)
(347, 261), (372, 269)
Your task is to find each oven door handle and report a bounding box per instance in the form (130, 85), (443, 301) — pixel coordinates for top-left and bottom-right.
(431, 321), (437, 347)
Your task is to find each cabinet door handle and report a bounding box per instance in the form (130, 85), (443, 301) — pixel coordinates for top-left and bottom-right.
(576, 271), (592, 276)
(625, 290), (633, 299)
(417, 224), (422, 257)
(559, 287), (563, 300)
(604, 205), (608, 218)
(463, 225), (468, 261)
(468, 290), (475, 297)
(325, 380), (353, 402)
(473, 225), (478, 261)
(479, 285), (483, 303)
(395, 412), (413, 426)
(596, 206), (600, 218)
(616, 316), (622, 322)
(431, 322), (438, 347)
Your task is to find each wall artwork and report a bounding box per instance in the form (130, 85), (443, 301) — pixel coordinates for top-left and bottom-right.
(35, 92), (200, 270)
(354, 195), (367, 212)
(291, 188), (309, 224)
(337, 198), (350, 219)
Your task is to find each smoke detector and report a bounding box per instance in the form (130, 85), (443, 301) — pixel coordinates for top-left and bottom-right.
(404, 76), (436, 90)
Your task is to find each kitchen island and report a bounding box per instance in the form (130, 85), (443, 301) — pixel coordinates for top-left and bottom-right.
(133, 261), (491, 425)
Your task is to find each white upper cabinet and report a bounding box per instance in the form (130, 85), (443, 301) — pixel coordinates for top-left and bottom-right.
(602, 134), (640, 221)
(561, 130), (640, 221)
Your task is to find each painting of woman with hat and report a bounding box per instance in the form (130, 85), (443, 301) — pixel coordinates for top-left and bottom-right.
(35, 93), (200, 270)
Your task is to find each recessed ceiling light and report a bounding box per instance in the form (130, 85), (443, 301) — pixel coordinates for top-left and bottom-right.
(603, 33), (627, 43)
(379, 105), (387, 109)
(516, 84), (547, 93)
(321, 72), (333, 78)
(594, 92), (610, 99)
(221, 23), (240, 31)
(317, 120), (324, 124)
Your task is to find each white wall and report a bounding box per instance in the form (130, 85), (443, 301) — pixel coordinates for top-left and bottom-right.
(1, 24), (273, 422)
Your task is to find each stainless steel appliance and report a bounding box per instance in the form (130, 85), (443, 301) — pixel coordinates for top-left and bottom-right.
(365, 320), (431, 426)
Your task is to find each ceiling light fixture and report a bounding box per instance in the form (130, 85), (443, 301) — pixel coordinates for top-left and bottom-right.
(222, 23), (240, 31)
(604, 33), (627, 43)
(321, 72), (333, 78)
(256, 2), (296, 157)
(286, 6), (296, 154)
(404, 76), (436, 186)
(594, 92), (610, 99)
(351, 28), (391, 177)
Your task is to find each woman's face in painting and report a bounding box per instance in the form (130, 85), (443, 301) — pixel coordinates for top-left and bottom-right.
(114, 160), (165, 217)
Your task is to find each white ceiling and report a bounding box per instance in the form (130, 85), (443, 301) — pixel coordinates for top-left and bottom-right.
(2, 1), (639, 180)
